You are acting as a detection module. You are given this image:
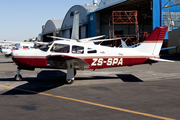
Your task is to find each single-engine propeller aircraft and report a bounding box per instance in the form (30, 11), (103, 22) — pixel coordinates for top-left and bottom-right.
(12, 26), (173, 84)
(11, 11), (173, 84)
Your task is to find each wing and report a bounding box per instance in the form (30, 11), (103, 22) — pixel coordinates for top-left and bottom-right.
(46, 55), (89, 70)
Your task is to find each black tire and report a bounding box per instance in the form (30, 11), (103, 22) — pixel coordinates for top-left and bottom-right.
(14, 74), (22, 81)
(66, 79), (74, 84)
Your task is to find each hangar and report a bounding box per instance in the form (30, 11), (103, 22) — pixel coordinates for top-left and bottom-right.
(41, 20), (63, 42)
(41, 0), (180, 50)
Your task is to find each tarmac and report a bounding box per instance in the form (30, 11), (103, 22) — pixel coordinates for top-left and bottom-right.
(0, 53), (180, 120)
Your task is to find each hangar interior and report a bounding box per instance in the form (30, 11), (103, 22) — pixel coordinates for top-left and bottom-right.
(94, 0), (152, 46)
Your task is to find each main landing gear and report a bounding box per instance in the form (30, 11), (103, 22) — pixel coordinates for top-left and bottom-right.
(66, 60), (76, 84)
(14, 69), (22, 81)
(13, 60), (77, 84)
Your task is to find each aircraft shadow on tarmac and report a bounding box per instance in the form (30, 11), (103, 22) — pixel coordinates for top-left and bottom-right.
(1, 71), (143, 95)
(116, 74), (143, 82)
(1, 70), (67, 95)
(75, 74), (143, 82)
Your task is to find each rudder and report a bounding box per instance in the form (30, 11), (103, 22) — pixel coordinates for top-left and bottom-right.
(136, 27), (168, 55)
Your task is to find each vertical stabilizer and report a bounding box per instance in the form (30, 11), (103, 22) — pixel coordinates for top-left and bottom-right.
(144, 27), (167, 42)
(136, 27), (168, 55)
(71, 11), (79, 41)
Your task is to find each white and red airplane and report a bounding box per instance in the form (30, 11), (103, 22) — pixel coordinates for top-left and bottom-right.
(11, 26), (173, 84)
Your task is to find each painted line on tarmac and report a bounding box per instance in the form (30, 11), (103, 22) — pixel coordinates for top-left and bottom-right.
(0, 84), (176, 120)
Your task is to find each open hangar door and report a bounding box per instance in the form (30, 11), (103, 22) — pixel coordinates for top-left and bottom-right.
(97, 0), (152, 46)
(42, 33), (53, 42)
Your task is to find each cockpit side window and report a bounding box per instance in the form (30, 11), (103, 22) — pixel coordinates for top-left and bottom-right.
(23, 46), (29, 49)
(50, 43), (70, 53)
(72, 45), (84, 54)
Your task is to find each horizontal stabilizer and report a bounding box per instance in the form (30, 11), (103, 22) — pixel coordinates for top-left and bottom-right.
(149, 58), (174, 62)
(161, 46), (179, 51)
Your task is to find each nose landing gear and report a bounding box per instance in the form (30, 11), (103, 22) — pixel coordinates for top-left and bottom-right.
(14, 69), (22, 81)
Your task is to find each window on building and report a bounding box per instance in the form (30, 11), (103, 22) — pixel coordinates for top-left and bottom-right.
(72, 45), (84, 54)
(163, 12), (180, 28)
(51, 43), (70, 53)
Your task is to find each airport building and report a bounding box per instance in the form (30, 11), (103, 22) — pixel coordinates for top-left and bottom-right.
(41, 20), (63, 42)
(41, 0), (180, 53)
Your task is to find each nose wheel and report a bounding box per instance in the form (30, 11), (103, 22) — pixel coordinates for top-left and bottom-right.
(14, 69), (22, 81)
(14, 74), (22, 81)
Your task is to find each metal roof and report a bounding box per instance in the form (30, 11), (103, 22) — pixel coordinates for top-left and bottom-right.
(80, 5), (98, 12)
(61, 5), (98, 31)
(95, 0), (127, 12)
(95, 0), (151, 12)
(42, 20), (63, 34)
(51, 20), (63, 29)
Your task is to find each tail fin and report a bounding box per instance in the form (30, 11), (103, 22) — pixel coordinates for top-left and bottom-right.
(136, 27), (168, 55)
(71, 11), (79, 41)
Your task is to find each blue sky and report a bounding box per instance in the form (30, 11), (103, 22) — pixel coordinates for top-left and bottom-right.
(0, 0), (98, 41)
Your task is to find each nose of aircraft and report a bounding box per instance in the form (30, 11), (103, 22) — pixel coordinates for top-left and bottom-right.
(11, 49), (33, 68)
(11, 50), (18, 58)
(12, 49), (30, 57)
(11, 50), (21, 64)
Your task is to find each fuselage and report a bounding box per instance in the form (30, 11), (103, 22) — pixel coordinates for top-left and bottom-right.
(12, 40), (159, 70)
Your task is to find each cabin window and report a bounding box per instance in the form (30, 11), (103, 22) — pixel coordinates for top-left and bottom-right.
(23, 46), (29, 49)
(51, 43), (70, 53)
(72, 45), (84, 54)
(88, 48), (97, 54)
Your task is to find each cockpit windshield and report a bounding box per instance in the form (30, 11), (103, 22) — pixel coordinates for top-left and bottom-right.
(51, 43), (70, 53)
(39, 42), (53, 52)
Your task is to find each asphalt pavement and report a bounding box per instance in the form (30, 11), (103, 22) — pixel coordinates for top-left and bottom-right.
(0, 53), (180, 120)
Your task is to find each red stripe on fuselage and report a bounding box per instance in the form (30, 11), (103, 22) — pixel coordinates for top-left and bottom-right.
(12, 57), (48, 68)
(12, 55), (159, 70)
(78, 55), (159, 69)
